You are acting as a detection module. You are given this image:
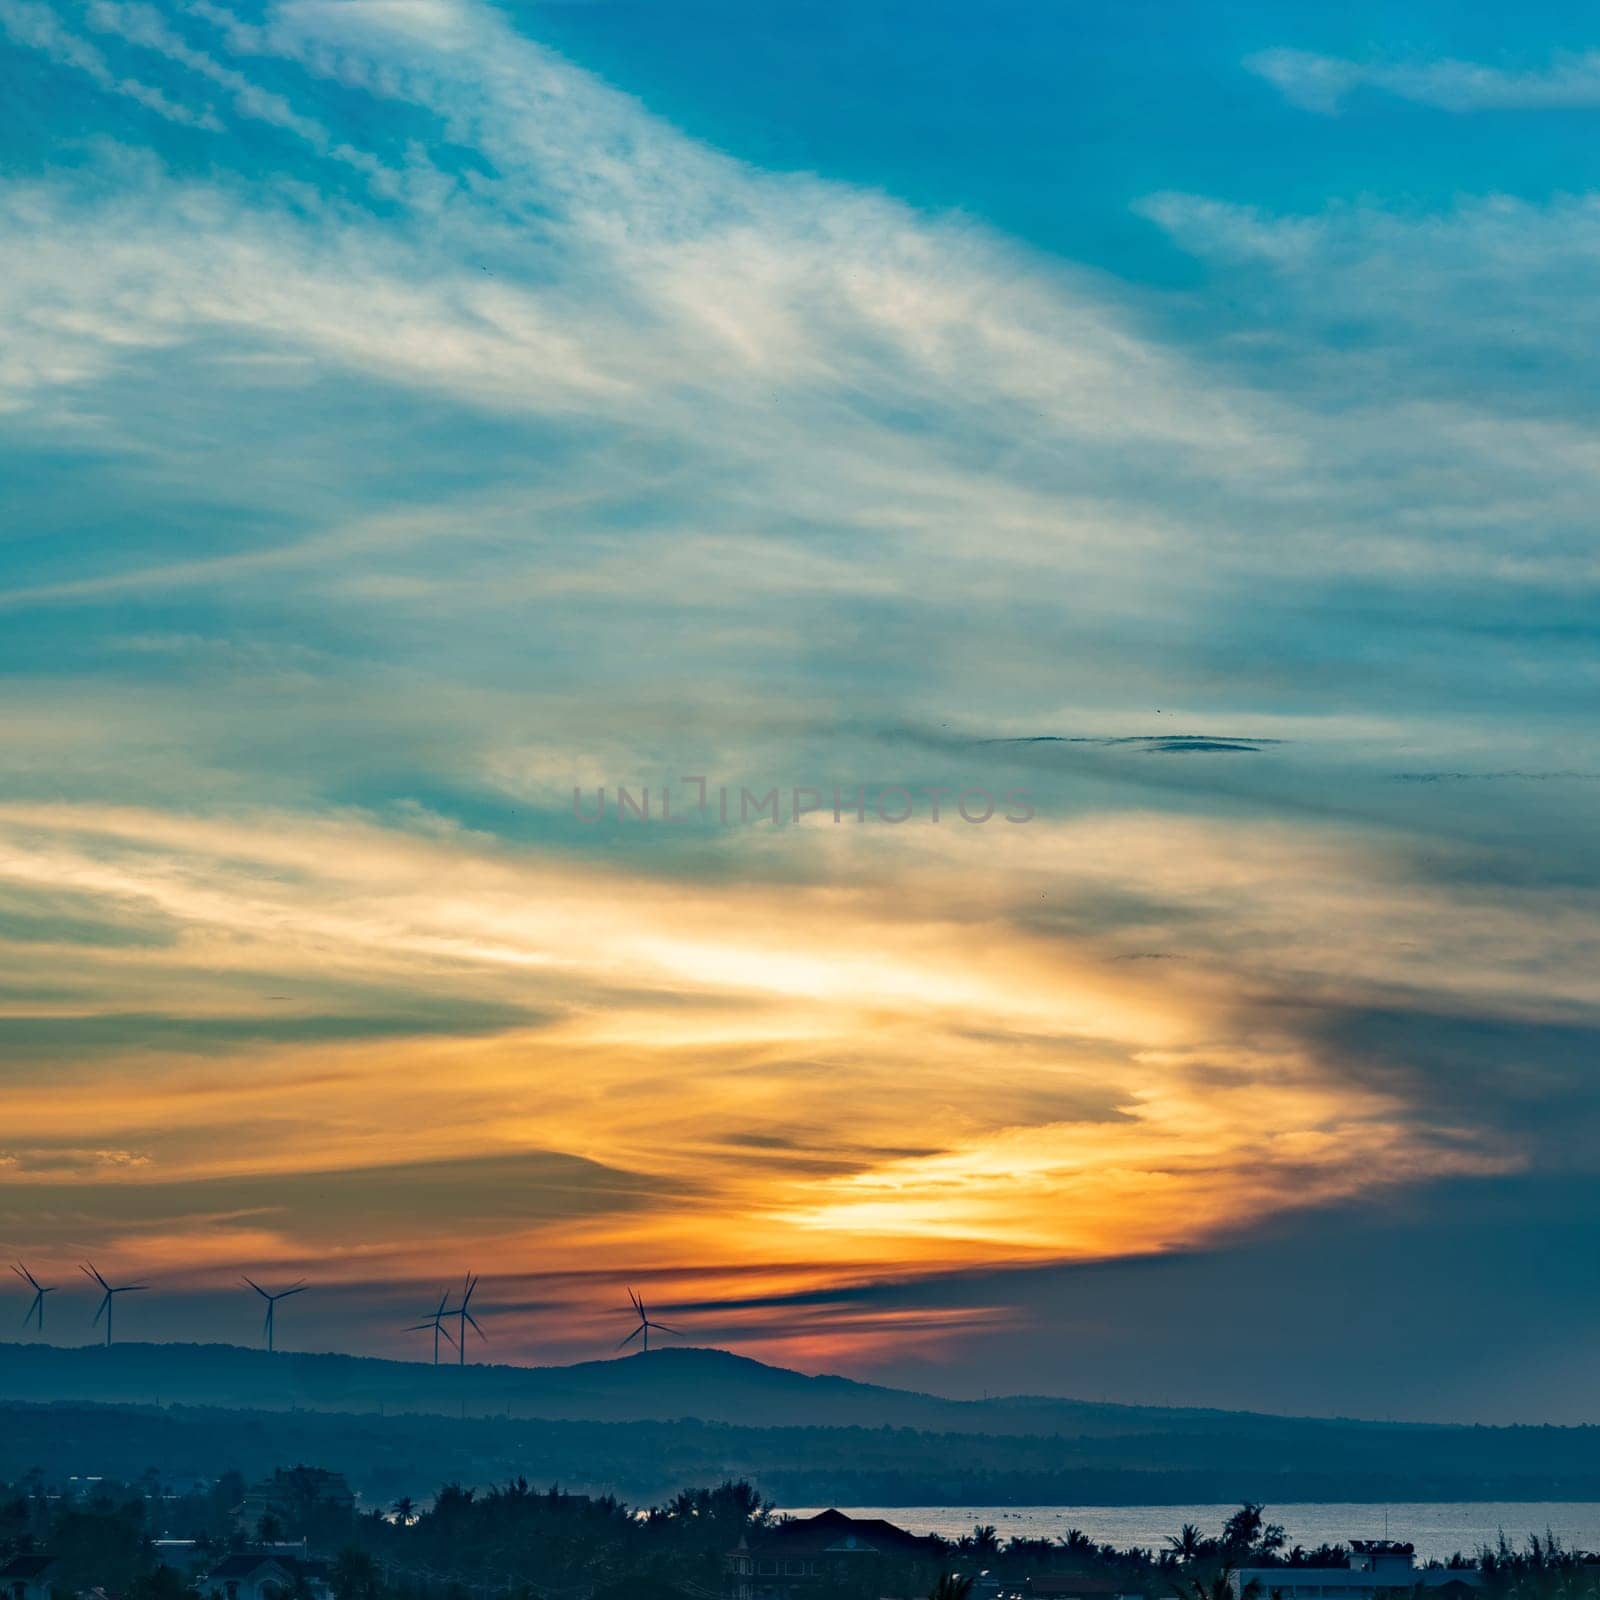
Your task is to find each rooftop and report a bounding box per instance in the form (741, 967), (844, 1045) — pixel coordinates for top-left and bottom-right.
(1027, 1575), (1135, 1596)
(747, 1510), (941, 1560)
(0, 1555), (57, 1580)
(204, 1553), (301, 1582)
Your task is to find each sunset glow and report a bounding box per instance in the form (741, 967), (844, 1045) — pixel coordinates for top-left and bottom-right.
(4, 0), (1600, 1421)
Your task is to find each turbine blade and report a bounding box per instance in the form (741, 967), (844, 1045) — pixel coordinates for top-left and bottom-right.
(439, 1322), (458, 1346)
(240, 1274), (266, 1296)
(465, 1310), (487, 1341)
(278, 1284), (308, 1299)
(616, 1326), (644, 1350)
(650, 1321), (684, 1335)
(92, 1295), (108, 1326)
(82, 1263), (110, 1290)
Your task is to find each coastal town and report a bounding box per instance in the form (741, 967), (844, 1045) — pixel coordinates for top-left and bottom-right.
(1, 1472), (1590, 1600)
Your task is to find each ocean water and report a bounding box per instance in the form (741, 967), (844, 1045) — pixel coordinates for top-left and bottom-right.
(781, 1504), (1600, 1564)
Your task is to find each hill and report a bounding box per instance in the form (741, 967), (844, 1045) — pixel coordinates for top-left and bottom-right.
(0, 1341), (1299, 1435)
(4, 1343), (1600, 1507)
(6, 1390), (1600, 1510)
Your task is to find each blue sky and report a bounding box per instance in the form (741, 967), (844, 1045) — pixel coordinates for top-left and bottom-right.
(2, 0), (1600, 1421)
(517, 1), (1600, 274)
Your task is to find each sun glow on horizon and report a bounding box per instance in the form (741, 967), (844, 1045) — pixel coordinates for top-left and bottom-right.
(3, 0), (1598, 1413)
(0, 799), (1534, 1366)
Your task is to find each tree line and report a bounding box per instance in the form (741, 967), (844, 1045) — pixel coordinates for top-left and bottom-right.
(3, 1470), (1598, 1600)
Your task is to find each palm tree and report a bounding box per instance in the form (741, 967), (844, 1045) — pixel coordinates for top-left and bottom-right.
(391, 1495), (416, 1526)
(932, 1576), (976, 1600)
(1171, 1568), (1260, 1600)
(1169, 1526), (1208, 1562)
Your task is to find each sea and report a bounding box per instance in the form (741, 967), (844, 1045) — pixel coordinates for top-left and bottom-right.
(780, 1504), (1600, 1564)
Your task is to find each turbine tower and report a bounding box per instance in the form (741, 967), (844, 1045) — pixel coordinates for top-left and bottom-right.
(447, 1273), (486, 1367)
(240, 1275), (307, 1353)
(81, 1262), (146, 1347)
(617, 1287), (681, 1354)
(406, 1288), (458, 1366)
(11, 1263), (56, 1335)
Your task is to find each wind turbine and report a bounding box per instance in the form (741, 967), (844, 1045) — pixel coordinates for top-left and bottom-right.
(406, 1288), (458, 1366)
(81, 1262), (147, 1347)
(11, 1263), (56, 1335)
(617, 1286), (681, 1354)
(447, 1273), (486, 1366)
(240, 1275), (307, 1353)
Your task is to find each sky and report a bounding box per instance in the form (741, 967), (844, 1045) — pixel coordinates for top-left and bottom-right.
(2, 0), (1600, 1425)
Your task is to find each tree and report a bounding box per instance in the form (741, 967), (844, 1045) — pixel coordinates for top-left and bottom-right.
(932, 1577), (976, 1600)
(127, 1569), (203, 1600)
(663, 1480), (771, 1532)
(43, 1494), (150, 1593)
(1219, 1507), (1284, 1564)
(1171, 1568), (1260, 1600)
(332, 1547), (382, 1600)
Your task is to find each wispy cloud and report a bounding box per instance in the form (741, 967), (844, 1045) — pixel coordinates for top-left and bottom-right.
(0, 0), (223, 127)
(1247, 44), (1600, 115)
(0, 800), (1574, 1322)
(3, 0), (1600, 1388)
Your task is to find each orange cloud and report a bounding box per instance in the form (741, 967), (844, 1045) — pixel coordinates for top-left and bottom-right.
(0, 802), (1553, 1364)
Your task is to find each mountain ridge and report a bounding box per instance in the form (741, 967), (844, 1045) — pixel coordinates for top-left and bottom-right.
(6, 1344), (1600, 1506)
(0, 1340), (1548, 1433)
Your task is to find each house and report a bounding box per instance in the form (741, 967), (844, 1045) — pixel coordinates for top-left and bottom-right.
(1232, 1543), (1483, 1600)
(152, 1539), (206, 1575)
(202, 1550), (331, 1600)
(726, 1509), (943, 1600)
(0, 1554), (57, 1600)
(1018, 1573), (1143, 1600)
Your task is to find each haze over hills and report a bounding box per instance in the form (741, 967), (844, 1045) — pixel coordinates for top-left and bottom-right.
(1, 1341), (1268, 1433)
(0, 1340), (1468, 1435)
(5, 1343), (1600, 1508)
